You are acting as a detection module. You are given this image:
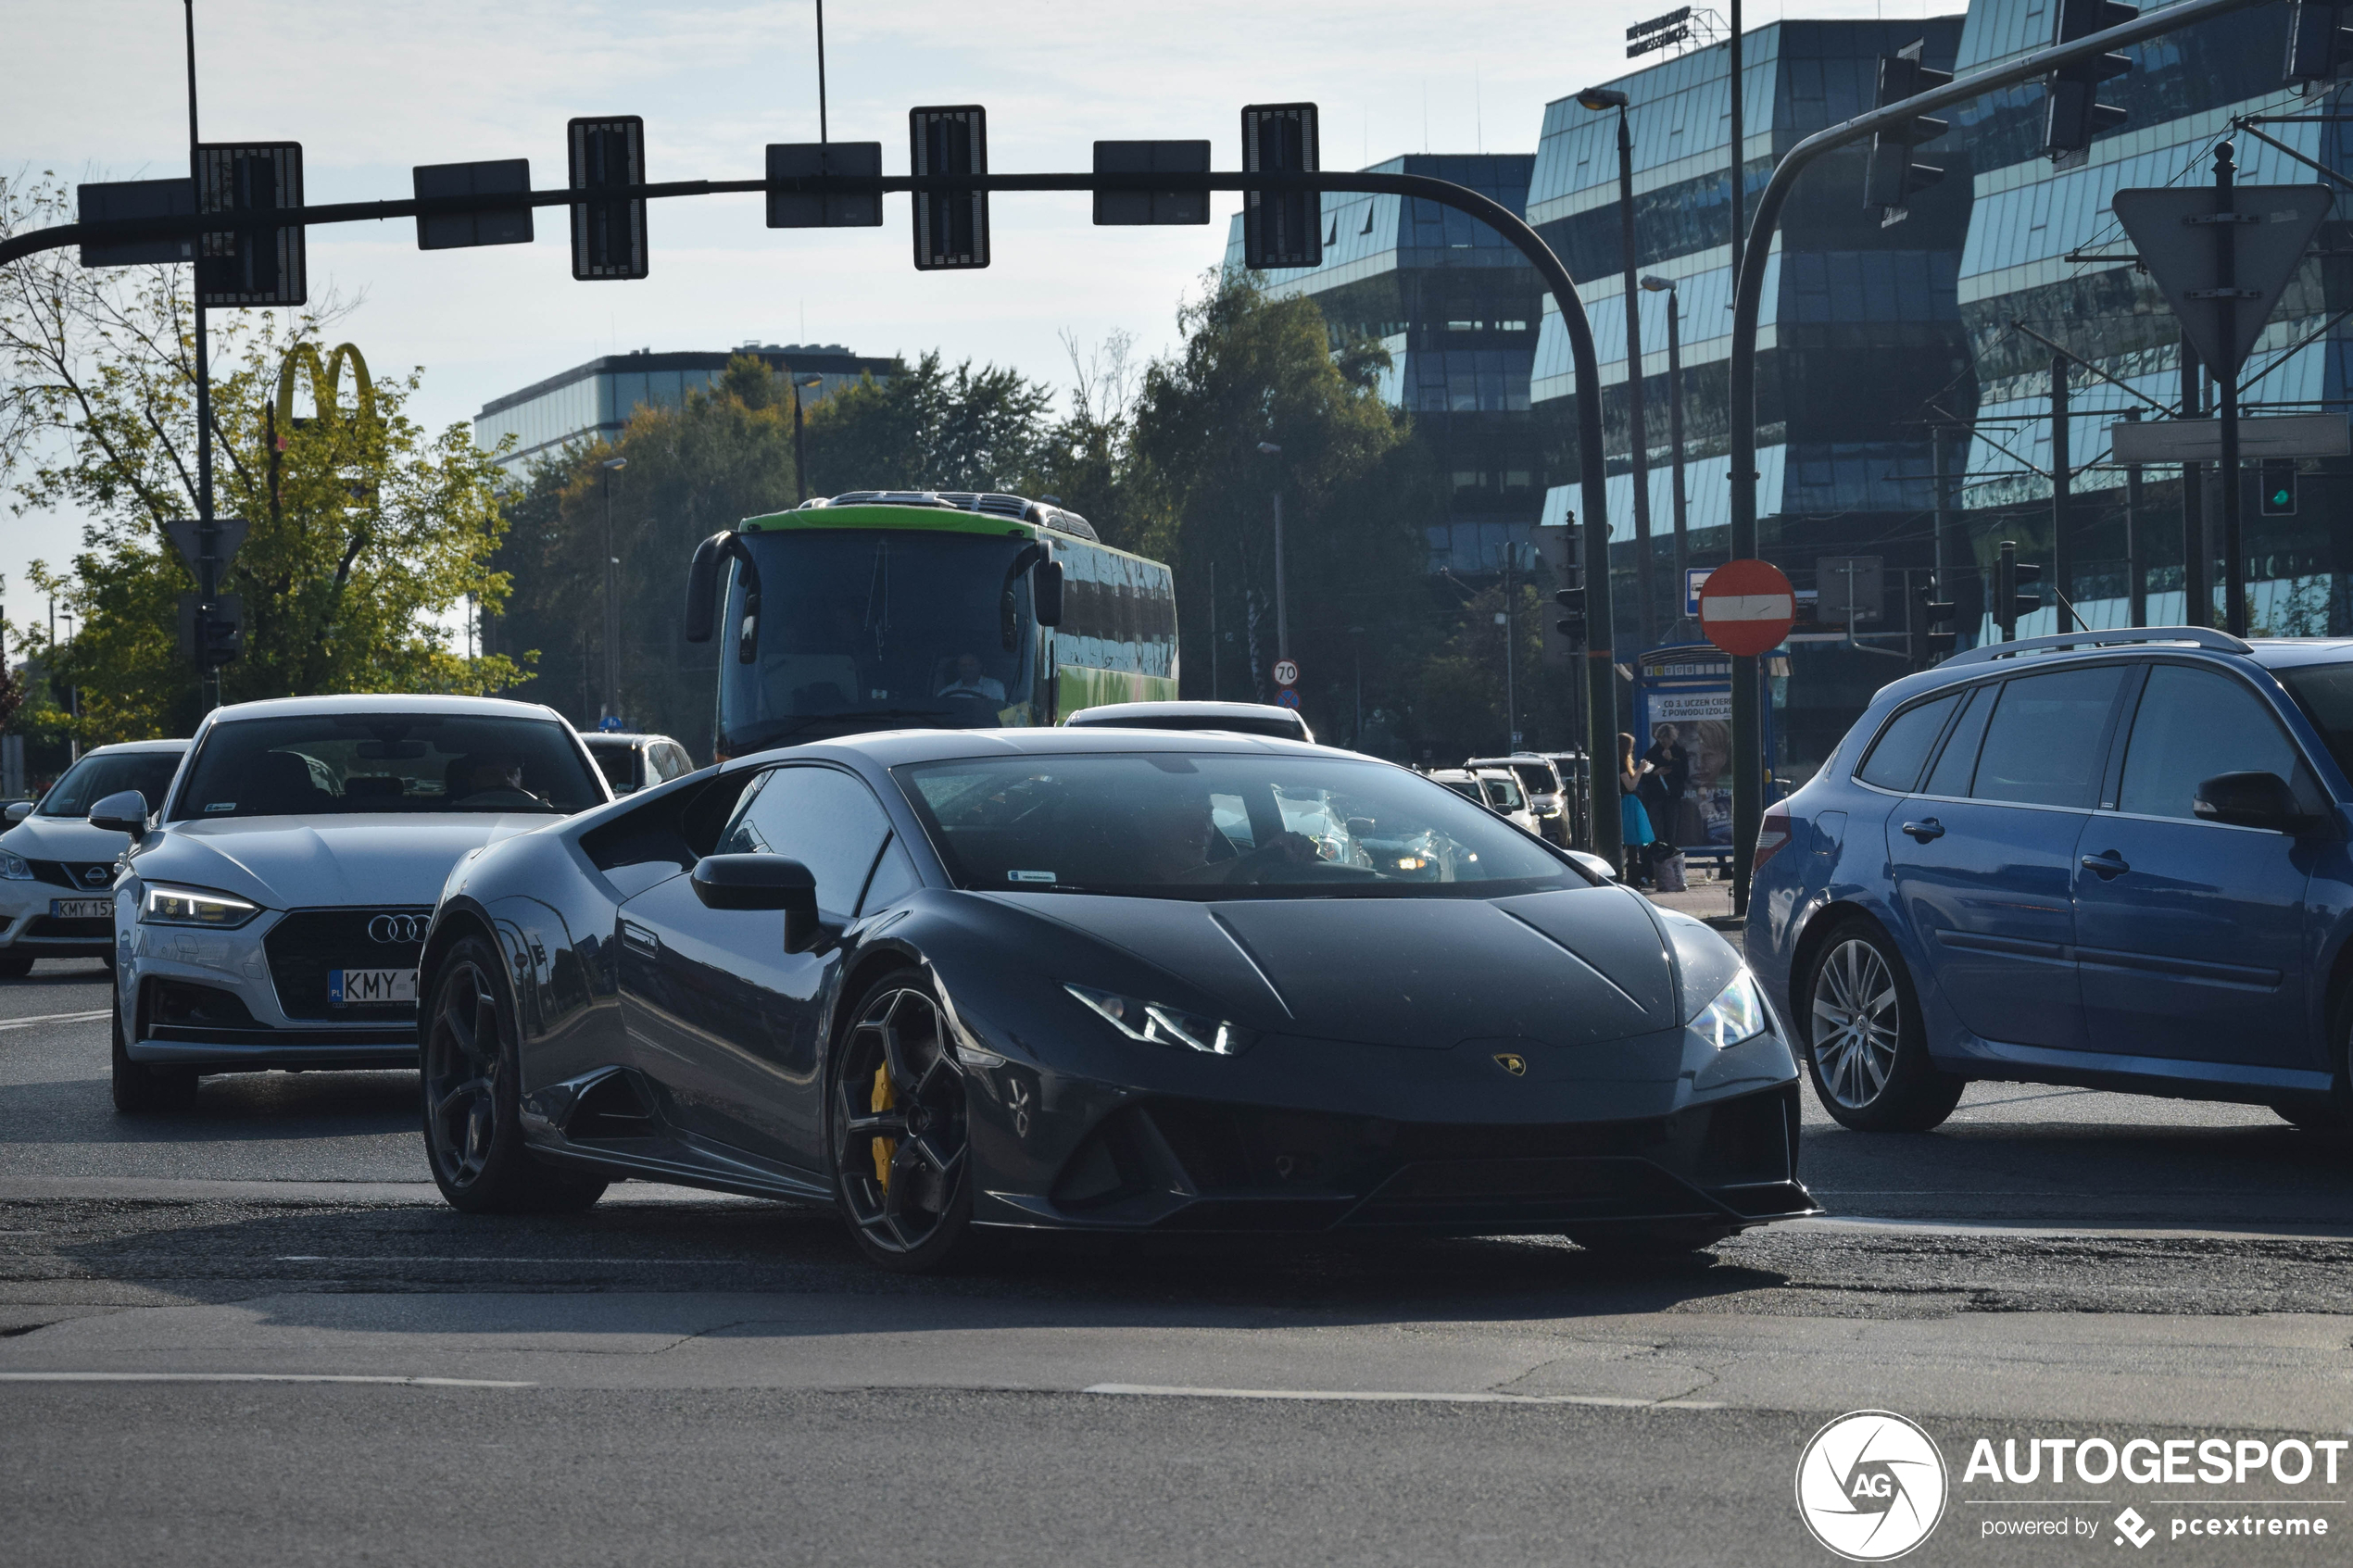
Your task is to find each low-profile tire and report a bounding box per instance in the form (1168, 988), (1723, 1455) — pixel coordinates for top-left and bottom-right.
(829, 969), (991, 1275)
(0, 952), (32, 979)
(422, 935), (608, 1214)
(1801, 918), (1965, 1134)
(110, 989), (197, 1114)
(1567, 1223), (1735, 1256)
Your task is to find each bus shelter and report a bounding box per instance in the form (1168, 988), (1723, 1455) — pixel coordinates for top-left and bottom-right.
(1629, 643), (1780, 868)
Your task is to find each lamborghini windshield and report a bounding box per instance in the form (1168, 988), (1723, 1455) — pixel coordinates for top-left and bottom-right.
(896, 753), (1592, 900)
(720, 530), (1038, 754)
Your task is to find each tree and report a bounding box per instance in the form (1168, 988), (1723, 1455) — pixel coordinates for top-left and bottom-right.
(801, 351), (1053, 497)
(0, 171), (518, 743)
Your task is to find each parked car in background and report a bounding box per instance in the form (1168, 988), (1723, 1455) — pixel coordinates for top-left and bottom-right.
(581, 731), (698, 797)
(1428, 767), (1543, 838)
(1468, 754), (1569, 845)
(1065, 700), (1314, 744)
(0, 740), (188, 977)
(1748, 628), (2353, 1135)
(104, 695), (611, 1113)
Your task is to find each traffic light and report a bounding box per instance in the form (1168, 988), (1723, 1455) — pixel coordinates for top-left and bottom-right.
(177, 594), (244, 669)
(2044, 0), (2138, 168)
(195, 144), (305, 307)
(1864, 39), (1952, 227)
(911, 107), (989, 270)
(2262, 458), (2299, 516)
(1912, 577), (1958, 667)
(1240, 104), (1321, 270)
(2285, 1), (2353, 90)
(1994, 541), (2044, 642)
(1554, 571), (1590, 650)
(569, 118), (648, 280)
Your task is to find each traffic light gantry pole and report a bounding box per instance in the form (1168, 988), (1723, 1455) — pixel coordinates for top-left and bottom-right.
(1720, 0), (2269, 917)
(0, 164), (1628, 867)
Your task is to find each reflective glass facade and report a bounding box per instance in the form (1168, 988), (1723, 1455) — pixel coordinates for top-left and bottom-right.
(1223, 156), (1555, 573)
(1949, 0), (2347, 642)
(474, 345), (899, 477)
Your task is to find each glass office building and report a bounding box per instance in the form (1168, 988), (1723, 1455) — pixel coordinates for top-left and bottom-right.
(474, 343), (899, 478)
(1222, 155), (1556, 574)
(1526, 18), (1973, 769)
(1949, 0), (2343, 639)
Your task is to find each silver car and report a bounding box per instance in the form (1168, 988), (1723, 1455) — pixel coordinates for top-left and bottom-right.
(0, 740), (189, 975)
(99, 695), (610, 1112)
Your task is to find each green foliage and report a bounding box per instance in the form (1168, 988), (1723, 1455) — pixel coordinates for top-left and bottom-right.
(802, 351), (1054, 497)
(0, 171), (517, 744)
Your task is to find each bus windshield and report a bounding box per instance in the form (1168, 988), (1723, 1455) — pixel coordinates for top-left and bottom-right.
(721, 529), (1038, 754)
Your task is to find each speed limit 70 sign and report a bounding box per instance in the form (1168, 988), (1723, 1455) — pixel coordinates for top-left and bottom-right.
(1273, 658), (1300, 687)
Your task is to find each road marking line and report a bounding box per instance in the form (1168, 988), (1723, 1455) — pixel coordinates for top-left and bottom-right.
(0, 1373), (533, 1387)
(0, 1010), (108, 1032)
(1084, 1384), (1723, 1411)
(273, 1255), (770, 1264)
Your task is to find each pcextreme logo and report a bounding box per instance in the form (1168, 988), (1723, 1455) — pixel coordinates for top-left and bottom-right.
(1795, 1410), (1949, 1562)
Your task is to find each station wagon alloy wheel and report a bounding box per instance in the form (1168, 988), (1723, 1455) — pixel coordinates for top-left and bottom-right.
(1811, 938), (1900, 1110)
(833, 978), (974, 1265)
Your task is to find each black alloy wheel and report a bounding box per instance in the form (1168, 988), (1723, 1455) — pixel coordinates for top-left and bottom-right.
(1801, 919), (1964, 1133)
(422, 935), (607, 1213)
(109, 986), (196, 1114)
(830, 972), (986, 1273)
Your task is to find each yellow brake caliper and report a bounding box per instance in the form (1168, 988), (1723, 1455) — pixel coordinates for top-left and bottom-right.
(870, 1064), (897, 1192)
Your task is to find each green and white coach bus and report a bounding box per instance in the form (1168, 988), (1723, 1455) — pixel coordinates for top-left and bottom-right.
(685, 490), (1177, 759)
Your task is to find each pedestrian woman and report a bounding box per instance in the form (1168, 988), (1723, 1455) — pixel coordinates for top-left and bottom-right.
(1617, 732), (1656, 884)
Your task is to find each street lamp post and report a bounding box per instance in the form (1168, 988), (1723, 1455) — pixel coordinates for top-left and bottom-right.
(1579, 86), (1654, 653)
(1256, 441), (1289, 659)
(1640, 274), (1688, 621)
(789, 372), (824, 503)
(599, 456), (627, 725)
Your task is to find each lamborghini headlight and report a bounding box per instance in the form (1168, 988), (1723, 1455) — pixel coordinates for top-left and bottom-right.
(1688, 969), (1771, 1052)
(0, 849), (30, 881)
(1065, 983), (1252, 1057)
(140, 884), (260, 929)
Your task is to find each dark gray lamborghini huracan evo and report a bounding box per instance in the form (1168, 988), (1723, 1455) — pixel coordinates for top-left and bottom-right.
(414, 726), (1816, 1271)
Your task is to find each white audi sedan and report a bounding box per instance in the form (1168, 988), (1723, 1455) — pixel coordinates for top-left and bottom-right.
(0, 740), (188, 975)
(101, 695), (610, 1112)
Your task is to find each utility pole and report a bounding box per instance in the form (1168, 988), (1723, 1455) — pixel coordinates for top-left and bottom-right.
(2050, 351), (2077, 632)
(2120, 408), (2146, 627)
(1931, 423), (1955, 591)
(1256, 442), (1288, 659)
(1580, 88), (1655, 650)
(1502, 547), (1516, 751)
(2181, 343), (2208, 627)
(599, 457), (627, 724)
(1642, 275), (1689, 608)
(184, 0), (221, 713)
(1209, 560), (1218, 701)
(2211, 141), (2248, 637)
(789, 370), (822, 503)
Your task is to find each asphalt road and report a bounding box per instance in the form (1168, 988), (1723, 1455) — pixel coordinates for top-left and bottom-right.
(5, 956), (2352, 1566)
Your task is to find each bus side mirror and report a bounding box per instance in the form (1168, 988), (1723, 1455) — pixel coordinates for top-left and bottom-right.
(683, 531), (733, 645)
(1033, 558), (1064, 627)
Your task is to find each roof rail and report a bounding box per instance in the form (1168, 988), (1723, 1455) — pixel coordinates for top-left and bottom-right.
(1939, 626), (2253, 669)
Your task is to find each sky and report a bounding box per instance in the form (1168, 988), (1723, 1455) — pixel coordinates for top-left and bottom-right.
(3, 0), (1951, 604)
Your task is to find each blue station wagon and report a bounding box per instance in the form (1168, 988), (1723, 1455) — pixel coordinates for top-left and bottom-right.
(1747, 628), (2353, 1133)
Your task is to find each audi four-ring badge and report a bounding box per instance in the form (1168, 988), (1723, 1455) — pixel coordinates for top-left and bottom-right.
(103, 695), (614, 1112)
(416, 725), (1816, 1271)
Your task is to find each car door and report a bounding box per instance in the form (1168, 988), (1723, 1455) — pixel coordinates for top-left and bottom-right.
(2072, 660), (2320, 1069)
(615, 763), (899, 1173)
(1884, 663), (2127, 1050)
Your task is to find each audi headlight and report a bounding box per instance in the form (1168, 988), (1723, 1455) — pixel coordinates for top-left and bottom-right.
(1065, 983), (1252, 1057)
(0, 850), (30, 881)
(140, 884), (259, 929)
(1688, 969), (1771, 1052)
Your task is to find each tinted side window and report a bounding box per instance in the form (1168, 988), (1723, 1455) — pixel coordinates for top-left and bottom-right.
(721, 766), (892, 919)
(2120, 665), (2306, 820)
(1923, 684), (1994, 797)
(858, 835), (921, 913)
(1969, 666), (2126, 808)
(1856, 694), (1958, 792)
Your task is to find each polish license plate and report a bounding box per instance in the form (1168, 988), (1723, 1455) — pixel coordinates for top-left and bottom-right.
(330, 967), (417, 1007)
(51, 898), (111, 920)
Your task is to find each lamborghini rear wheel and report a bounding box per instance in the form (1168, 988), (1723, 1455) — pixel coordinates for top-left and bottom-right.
(830, 971), (987, 1273)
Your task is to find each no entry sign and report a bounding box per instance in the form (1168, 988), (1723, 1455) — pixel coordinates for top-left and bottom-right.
(1697, 558), (1795, 657)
